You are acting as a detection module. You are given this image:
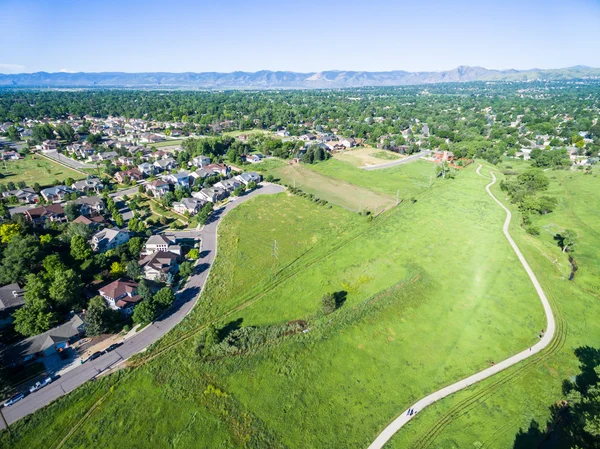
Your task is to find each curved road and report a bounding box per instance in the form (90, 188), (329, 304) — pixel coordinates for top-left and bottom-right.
(0, 183), (284, 428)
(367, 165), (555, 449)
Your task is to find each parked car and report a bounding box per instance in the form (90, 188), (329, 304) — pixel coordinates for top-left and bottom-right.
(4, 393), (25, 407)
(105, 343), (122, 352)
(88, 351), (104, 361)
(29, 377), (53, 394)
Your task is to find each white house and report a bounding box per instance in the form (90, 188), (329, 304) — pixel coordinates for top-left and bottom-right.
(91, 228), (130, 252)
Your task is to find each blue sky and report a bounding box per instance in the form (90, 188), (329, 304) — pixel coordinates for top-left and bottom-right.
(1, 0), (599, 73)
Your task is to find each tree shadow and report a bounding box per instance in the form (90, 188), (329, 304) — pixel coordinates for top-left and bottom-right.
(333, 291), (347, 309)
(218, 318), (243, 341)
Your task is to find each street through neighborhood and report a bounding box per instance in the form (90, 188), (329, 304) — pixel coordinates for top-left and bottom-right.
(0, 183), (284, 428)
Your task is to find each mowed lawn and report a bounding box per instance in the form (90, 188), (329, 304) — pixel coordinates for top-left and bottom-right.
(271, 162), (395, 212)
(388, 164), (600, 449)
(334, 147), (403, 167)
(0, 163), (550, 449)
(257, 157), (434, 212)
(0, 154), (84, 187)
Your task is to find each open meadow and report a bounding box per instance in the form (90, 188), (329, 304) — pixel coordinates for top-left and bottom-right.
(0, 155), (84, 187)
(0, 162), (550, 449)
(386, 163), (600, 449)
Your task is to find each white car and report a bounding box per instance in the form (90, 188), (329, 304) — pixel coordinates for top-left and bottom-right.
(29, 377), (53, 393)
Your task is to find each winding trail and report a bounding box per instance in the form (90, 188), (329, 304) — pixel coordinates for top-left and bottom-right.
(367, 164), (555, 449)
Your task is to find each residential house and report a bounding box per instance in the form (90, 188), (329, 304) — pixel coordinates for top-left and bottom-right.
(98, 278), (141, 313)
(25, 204), (67, 227)
(433, 151), (454, 163)
(74, 196), (104, 217)
(91, 227), (130, 252)
(0, 313), (85, 366)
(143, 234), (181, 255)
(153, 157), (177, 172)
(41, 140), (59, 152)
(204, 163), (230, 177)
(235, 172), (262, 186)
(72, 214), (107, 229)
(2, 188), (38, 204)
(162, 171), (190, 189)
(189, 168), (211, 185)
(340, 137), (356, 148)
(115, 168), (143, 184)
(138, 162), (154, 176)
(71, 177), (103, 193)
(117, 156), (134, 166)
(190, 155), (211, 168)
(0, 151), (22, 160)
(422, 124), (430, 136)
(0, 283), (25, 329)
(194, 187), (228, 203)
(173, 197), (204, 215)
(214, 178), (242, 192)
(138, 251), (179, 281)
(244, 154), (264, 163)
(98, 151), (118, 161)
(145, 179), (170, 198)
(40, 185), (72, 202)
(299, 133), (316, 142)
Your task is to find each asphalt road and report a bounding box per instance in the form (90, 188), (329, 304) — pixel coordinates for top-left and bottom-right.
(0, 183), (285, 428)
(361, 150), (431, 170)
(367, 166), (555, 449)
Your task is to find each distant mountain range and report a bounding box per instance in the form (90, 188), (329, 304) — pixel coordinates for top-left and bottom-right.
(0, 66), (599, 89)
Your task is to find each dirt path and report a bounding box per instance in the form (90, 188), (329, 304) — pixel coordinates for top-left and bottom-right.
(367, 164), (555, 449)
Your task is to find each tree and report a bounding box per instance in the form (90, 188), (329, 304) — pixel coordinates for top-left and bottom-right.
(132, 299), (157, 325)
(247, 180), (257, 190)
(13, 273), (57, 336)
(138, 279), (153, 301)
(153, 287), (175, 309)
(187, 248), (199, 260)
(84, 296), (110, 336)
(179, 261), (194, 278)
(110, 261), (126, 277)
(49, 269), (82, 311)
(63, 222), (93, 241)
(0, 222), (22, 243)
(321, 293), (337, 314)
(42, 254), (66, 276)
(126, 260), (142, 280)
(128, 237), (144, 258)
(56, 123), (75, 142)
(0, 235), (41, 284)
(7, 126), (19, 142)
(64, 202), (80, 221)
(70, 234), (92, 260)
(560, 229), (577, 253)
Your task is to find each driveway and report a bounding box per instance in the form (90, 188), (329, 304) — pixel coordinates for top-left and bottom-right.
(361, 150), (431, 170)
(0, 183), (285, 428)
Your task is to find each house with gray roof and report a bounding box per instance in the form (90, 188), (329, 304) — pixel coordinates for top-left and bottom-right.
(0, 313), (85, 366)
(91, 227), (130, 252)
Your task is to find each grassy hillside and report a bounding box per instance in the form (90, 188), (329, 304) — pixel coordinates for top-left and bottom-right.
(387, 164), (600, 449)
(0, 163), (549, 449)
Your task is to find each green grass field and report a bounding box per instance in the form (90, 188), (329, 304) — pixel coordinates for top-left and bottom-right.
(0, 163), (551, 449)
(0, 155), (85, 187)
(386, 164), (600, 449)
(255, 157), (435, 212)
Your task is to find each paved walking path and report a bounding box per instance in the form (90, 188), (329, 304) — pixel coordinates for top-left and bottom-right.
(367, 164), (555, 449)
(0, 183), (284, 429)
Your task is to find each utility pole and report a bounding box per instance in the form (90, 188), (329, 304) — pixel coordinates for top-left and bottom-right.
(272, 240), (279, 276)
(0, 408), (10, 435)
